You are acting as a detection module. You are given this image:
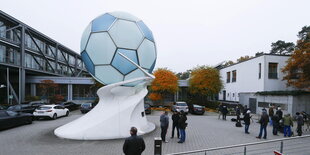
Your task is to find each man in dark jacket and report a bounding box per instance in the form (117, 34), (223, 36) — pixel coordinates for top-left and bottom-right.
(296, 112), (304, 136)
(243, 110), (251, 134)
(123, 127), (145, 155)
(222, 106), (228, 120)
(276, 107), (283, 120)
(272, 114), (280, 135)
(256, 111), (269, 139)
(236, 106), (241, 122)
(178, 110), (187, 143)
(160, 111), (169, 143)
(171, 111), (180, 138)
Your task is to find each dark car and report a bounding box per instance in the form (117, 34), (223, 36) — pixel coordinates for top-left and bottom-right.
(0, 110), (33, 130)
(7, 104), (35, 114)
(59, 101), (79, 111)
(190, 104), (205, 115)
(80, 103), (95, 114)
(144, 103), (151, 114)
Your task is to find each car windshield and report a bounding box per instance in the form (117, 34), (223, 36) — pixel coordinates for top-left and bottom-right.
(82, 103), (91, 107)
(37, 106), (52, 110)
(6, 111), (18, 116)
(176, 103), (187, 106)
(8, 105), (20, 110)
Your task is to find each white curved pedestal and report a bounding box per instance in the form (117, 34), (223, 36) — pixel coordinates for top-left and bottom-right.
(54, 77), (155, 140)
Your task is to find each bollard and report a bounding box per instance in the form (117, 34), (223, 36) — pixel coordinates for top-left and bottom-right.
(154, 137), (162, 155)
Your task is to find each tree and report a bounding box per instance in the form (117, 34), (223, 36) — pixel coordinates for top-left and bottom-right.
(176, 70), (191, 80)
(282, 26), (310, 90)
(237, 55), (252, 62)
(189, 65), (223, 105)
(38, 80), (59, 99)
(270, 40), (295, 55)
(149, 68), (179, 105)
(223, 60), (234, 67)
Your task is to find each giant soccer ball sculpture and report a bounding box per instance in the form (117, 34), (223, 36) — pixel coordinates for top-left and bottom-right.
(54, 11), (156, 140)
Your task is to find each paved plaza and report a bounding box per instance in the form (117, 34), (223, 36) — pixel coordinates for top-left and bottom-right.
(0, 111), (309, 155)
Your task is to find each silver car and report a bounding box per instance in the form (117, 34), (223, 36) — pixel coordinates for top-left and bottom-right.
(172, 101), (188, 113)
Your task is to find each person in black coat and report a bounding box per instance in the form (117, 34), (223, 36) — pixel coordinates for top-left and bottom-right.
(296, 112), (304, 136)
(256, 111), (269, 139)
(222, 106), (228, 120)
(178, 110), (187, 143)
(171, 111), (180, 138)
(272, 114), (280, 135)
(243, 110), (252, 134)
(123, 127), (145, 155)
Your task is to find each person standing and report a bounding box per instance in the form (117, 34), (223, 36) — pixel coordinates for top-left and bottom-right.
(272, 114), (280, 135)
(123, 127), (145, 155)
(256, 110), (269, 139)
(283, 114), (293, 137)
(236, 105), (241, 122)
(296, 112), (304, 136)
(218, 103), (223, 119)
(178, 110), (187, 143)
(243, 110), (252, 134)
(276, 107), (283, 120)
(222, 106), (228, 120)
(269, 105), (274, 126)
(160, 111), (169, 143)
(171, 111), (180, 138)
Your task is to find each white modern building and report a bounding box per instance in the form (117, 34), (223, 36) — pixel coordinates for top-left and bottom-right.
(218, 54), (310, 114)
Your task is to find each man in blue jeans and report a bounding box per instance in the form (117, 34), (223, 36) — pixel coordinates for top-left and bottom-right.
(178, 110), (187, 143)
(256, 110), (269, 139)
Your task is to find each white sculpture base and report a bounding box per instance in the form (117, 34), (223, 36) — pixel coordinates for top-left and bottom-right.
(54, 77), (155, 140)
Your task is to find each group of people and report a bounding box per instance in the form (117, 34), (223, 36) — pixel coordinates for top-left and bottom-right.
(122, 110), (188, 155)
(160, 110), (188, 143)
(241, 105), (305, 140)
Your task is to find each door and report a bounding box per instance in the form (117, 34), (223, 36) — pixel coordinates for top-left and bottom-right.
(223, 90), (226, 101)
(249, 98), (257, 114)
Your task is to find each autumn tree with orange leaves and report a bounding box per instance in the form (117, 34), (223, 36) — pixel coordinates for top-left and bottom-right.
(149, 68), (178, 105)
(189, 66), (222, 104)
(282, 26), (310, 90)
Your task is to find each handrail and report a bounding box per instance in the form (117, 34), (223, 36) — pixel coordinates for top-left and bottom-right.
(166, 134), (310, 155)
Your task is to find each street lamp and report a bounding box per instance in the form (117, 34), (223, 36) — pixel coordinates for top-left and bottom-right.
(0, 84), (6, 88)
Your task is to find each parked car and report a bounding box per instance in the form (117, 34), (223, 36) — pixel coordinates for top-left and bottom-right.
(7, 104), (35, 114)
(0, 105), (8, 110)
(59, 101), (79, 111)
(190, 104), (205, 115)
(171, 101), (189, 113)
(0, 110), (33, 130)
(144, 103), (151, 114)
(27, 101), (47, 109)
(80, 103), (96, 114)
(33, 105), (69, 120)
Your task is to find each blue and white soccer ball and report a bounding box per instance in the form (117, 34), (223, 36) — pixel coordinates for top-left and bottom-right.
(80, 11), (157, 86)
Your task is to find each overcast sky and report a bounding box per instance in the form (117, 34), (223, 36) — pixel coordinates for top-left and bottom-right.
(1, 0), (309, 72)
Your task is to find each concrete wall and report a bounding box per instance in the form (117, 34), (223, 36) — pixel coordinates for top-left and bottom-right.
(263, 55), (294, 91)
(239, 93), (310, 114)
(219, 54), (295, 102)
(292, 95), (310, 114)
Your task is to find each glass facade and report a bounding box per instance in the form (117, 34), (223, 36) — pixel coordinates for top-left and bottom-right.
(73, 84), (96, 100)
(0, 44), (20, 65)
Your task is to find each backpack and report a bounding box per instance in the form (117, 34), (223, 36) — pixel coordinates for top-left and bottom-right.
(235, 121), (242, 127)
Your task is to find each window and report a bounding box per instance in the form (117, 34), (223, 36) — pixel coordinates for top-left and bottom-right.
(232, 70), (237, 82)
(226, 72), (231, 83)
(268, 63), (278, 79)
(258, 63), (261, 79)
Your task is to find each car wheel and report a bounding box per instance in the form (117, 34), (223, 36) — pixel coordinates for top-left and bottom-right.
(52, 113), (57, 120)
(66, 111), (69, 116)
(27, 117), (33, 124)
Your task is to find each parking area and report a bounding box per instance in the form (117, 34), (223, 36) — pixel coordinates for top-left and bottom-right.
(0, 110), (309, 155)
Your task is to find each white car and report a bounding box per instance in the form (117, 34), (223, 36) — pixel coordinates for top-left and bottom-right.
(33, 105), (69, 119)
(172, 101), (189, 113)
